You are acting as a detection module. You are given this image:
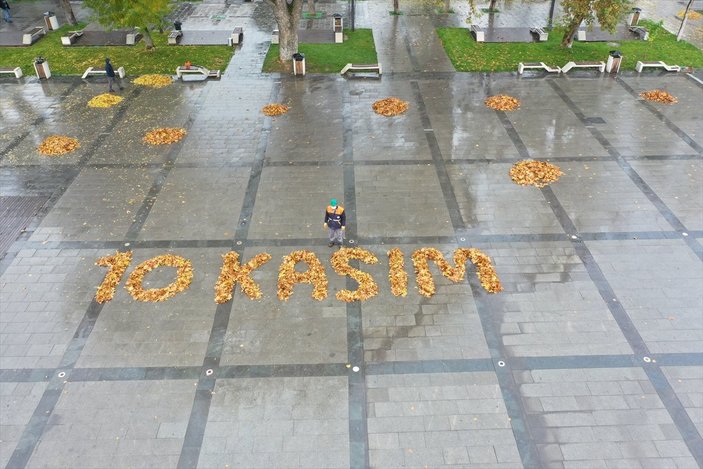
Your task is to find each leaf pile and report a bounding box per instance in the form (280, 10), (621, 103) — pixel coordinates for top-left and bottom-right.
(133, 74), (173, 88)
(509, 160), (564, 188)
(639, 89), (678, 104)
(37, 135), (80, 156)
(125, 254), (193, 302)
(95, 251), (133, 304)
(262, 104), (289, 116)
(214, 252), (272, 303)
(485, 95), (521, 111)
(88, 93), (124, 108)
(143, 128), (187, 145)
(412, 247), (502, 297)
(387, 248), (408, 297)
(331, 248), (379, 302)
(677, 9), (702, 20)
(466, 249), (503, 293)
(278, 250), (328, 301)
(372, 97), (409, 116)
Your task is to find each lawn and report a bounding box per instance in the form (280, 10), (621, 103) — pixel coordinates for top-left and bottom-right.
(437, 21), (703, 72)
(0, 23), (235, 76)
(263, 28), (377, 73)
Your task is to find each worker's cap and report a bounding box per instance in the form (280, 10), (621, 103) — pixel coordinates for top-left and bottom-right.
(330, 198), (337, 206)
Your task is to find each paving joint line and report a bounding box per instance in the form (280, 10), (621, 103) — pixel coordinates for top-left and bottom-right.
(539, 184), (703, 465)
(6, 229), (703, 255)
(0, 89), (143, 276)
(2, 353), (702, 383)
(176, 79), (280, 469)
(6, 152), (699, 173)
(0, 117), (45, 163)
(548, 79), (703, 262)
(0, 81), (81, 163)
(124, 113), (196, 241)
(452, 76), (541, 467)
(3, 86), (149, 469)
(616, 76), (703, 154)
(342, 79), (369, 469)
(410, 80), (465, 231)
(462, 268), (542, 467)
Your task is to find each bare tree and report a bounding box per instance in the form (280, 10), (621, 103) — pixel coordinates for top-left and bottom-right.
(676, 0), (694, 41)
(58, 0), (77, 25)
(269, 0), (305, 62)
(306, 0), (316, 16)
(560, 0), (632, 48)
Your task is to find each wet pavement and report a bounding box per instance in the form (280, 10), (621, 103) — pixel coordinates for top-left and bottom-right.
(1, 1), (703, 469)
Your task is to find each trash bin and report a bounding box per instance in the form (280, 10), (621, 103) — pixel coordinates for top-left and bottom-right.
(34, 57), (51, 79)
(333, 14), (343, 43)
(606, 50), (622, 74)
(628, 7), (642, 26)
(43, 11), (59, 31)
(174, 21), (182, 31)
(293, 52), (305, 76)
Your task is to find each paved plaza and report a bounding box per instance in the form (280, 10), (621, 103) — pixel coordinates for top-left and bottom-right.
(1, 1), (703, 468)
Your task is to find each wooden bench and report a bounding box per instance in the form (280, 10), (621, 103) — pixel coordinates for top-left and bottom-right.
(561, 61), (605, 73)
(530, 27), (548, 41)
(22, 26), (46, 45)
(271, 29), (279, 45)
(469, 24), (484, 42)
(340, 63), (382, 76)
(635, 61), (681, 73)
(82, 66), (126, 79)
(61, 30), (83, 46)
(168, 30), (182, 45)
(518, 62), (560, 74)
(176, 66), (221, 81)
(229, 27), (243, 46)
(0, 67), (23, 78)
(126, 31), (142, 45)
(629, 26), (649, 41)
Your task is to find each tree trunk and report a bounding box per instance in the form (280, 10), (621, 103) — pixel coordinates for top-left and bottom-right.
(272, 0), (303, 63)
(393, 0), (399, 14)
(488, 0), (497, 11)
(676, 0), (693, 41)
(307, 0), (316, 16)
(443, 0), (450, 13)
(561, 18), (582, 48)
(58, 0), (77, 25)
(142, 28), (155, 49)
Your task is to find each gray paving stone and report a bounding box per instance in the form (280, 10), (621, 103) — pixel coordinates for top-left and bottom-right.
(27, 380), (194, 468)
(247, 166), (344, 240)
(199, 377), (348, 469)
(586, 240), (703, 353)
(552, 161), (673, 233)
(516, 367), (699, 468)
(76, 248), (224, 368)
(367, 372), (520, 468)
(138, 167), (250, 241)
(2, 14), (703, 467)
(29, 168), (158, 242)
(355, 166), (455, 238)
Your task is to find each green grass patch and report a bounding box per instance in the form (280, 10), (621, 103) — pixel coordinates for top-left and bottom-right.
(263, 28), (377, 73)
(0, 24), (235, 76)
(437, 21), (703, 72)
